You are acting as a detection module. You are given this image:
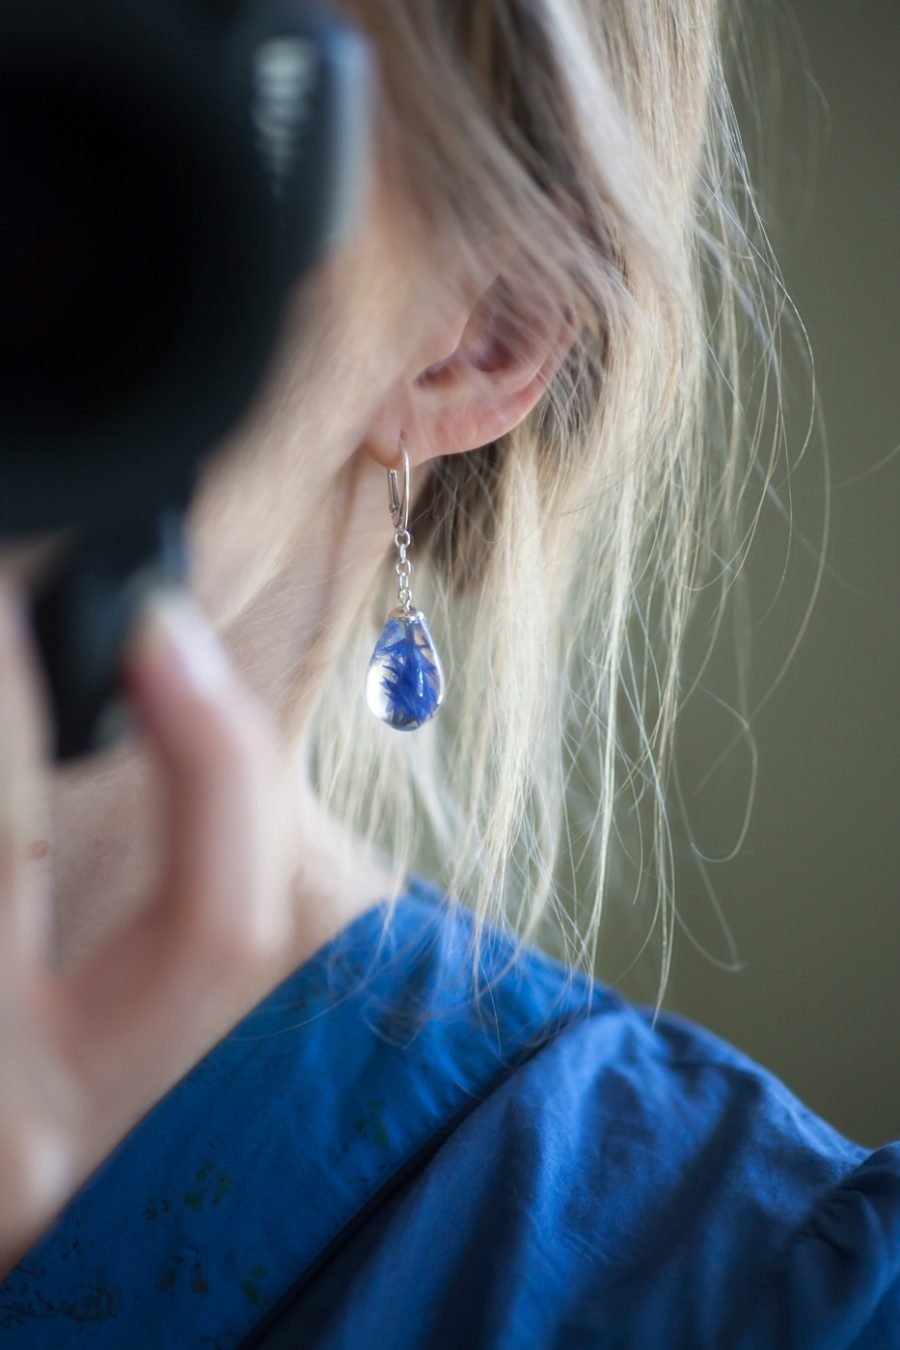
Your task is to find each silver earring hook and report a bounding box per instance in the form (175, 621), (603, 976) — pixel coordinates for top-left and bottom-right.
(387, 437), (411, 534)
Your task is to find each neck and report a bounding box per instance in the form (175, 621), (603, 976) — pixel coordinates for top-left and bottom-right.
(37, 446), (400, 982)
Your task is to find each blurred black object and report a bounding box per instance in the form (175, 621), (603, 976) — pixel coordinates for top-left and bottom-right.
(0, 0), (372, 760)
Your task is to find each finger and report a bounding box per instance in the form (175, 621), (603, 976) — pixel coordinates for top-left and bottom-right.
(124, 590), (290, 962)
(60, 590), (291, 1106)
(0, 579), (51, 985)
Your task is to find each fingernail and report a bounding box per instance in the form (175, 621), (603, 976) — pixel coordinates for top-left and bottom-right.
(129, 590), (233, 697)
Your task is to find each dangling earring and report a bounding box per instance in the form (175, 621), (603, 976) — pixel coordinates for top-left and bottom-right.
(366, 436), (445, 730)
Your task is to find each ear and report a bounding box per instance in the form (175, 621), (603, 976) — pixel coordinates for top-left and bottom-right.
(364, 266), (577, 471)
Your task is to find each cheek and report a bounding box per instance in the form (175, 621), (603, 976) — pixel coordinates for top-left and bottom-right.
(182, 197), (422, 626)
(280, 185), (414, 415)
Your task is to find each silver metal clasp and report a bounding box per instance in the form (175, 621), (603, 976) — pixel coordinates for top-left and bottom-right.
(387, 437), (410, 534)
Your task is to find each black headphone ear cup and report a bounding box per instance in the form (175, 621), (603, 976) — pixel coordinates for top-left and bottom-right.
(223, 0), (374, 284)
(0, 0), (273, 529)
(0, 1), (373, 761)
(0, 0), (373, 535)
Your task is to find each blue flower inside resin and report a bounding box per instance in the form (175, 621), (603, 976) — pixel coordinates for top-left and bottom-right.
(366, 606), (445, 729)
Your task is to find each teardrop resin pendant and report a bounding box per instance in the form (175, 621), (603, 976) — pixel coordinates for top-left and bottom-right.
(366, 605), (445, 730)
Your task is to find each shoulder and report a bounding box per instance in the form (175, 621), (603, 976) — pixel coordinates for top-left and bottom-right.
(456, 977), (900, 1349)
(357, 919), (900, 1350)
(379, 880), (900, 1349)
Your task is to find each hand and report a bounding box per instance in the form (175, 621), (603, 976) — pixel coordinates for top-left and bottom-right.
(0, 581), (294, 1277)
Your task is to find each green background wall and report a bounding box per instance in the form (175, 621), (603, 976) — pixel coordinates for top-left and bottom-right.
(595, 1), (899, 1148)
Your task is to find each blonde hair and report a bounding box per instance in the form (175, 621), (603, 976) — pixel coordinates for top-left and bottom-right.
(307, 0), (794, 1013)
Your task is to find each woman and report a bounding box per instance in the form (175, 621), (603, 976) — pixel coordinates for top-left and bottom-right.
(1, 0), (898, 1345)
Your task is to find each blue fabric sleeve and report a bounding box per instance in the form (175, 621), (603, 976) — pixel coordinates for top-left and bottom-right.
(280, 994), (900, 1350)
(2, 877), (896, 1349)
(747, 1143), (900, 1350)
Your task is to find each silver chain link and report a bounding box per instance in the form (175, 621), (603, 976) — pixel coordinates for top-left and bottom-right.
(393, 527), (414, 610)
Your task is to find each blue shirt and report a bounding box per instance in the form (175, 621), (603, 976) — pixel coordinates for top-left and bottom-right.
(1, 872), (898, 1348)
